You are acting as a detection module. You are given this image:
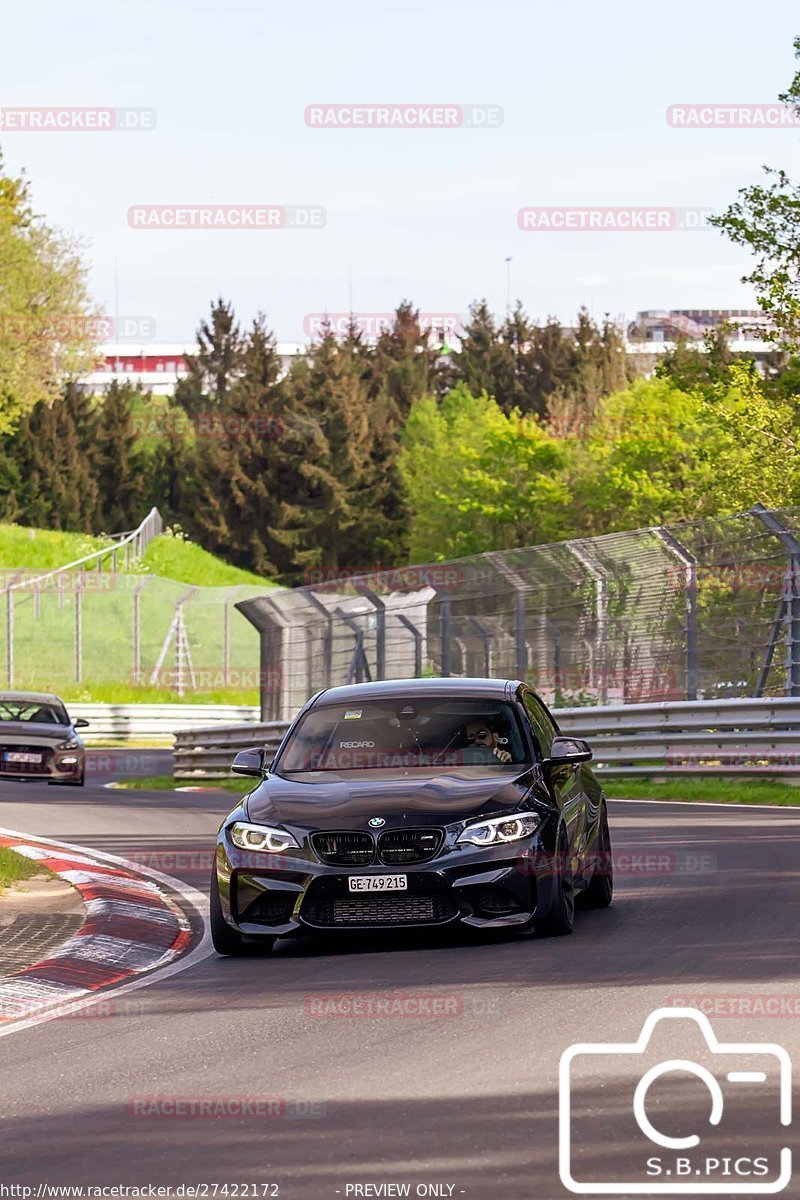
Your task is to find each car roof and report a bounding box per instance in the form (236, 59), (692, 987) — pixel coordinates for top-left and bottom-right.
(0, 691), (65, 705)
(310, 678), (523, 707)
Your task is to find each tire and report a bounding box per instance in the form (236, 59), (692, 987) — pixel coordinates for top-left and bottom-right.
(50, 774), (84, 787)
(210, 871), (275, 957)
(534, 825), (575, 937)
(577, 801), (613, 910)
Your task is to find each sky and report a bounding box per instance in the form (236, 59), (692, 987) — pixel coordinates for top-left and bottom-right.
(2, 0), (800, 343)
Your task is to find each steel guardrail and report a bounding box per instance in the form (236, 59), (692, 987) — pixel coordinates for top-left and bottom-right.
(171, 696), (800, 779)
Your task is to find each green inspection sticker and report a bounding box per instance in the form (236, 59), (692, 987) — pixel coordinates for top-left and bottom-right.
(343, 708), (362, 720)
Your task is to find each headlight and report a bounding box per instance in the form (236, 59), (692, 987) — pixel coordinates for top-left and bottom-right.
(457, 812), (543, 847)
(56, 738), (80, 751)
(229, 821), (300, 854)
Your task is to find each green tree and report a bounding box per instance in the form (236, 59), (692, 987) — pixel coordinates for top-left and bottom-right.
(399, 383), (571, 559)
(92, 381), (145, 531)
(272, 333), (373, 578)
(0, 150), (97, 433)
(173, 297), (246, 417)
(8, 385), (99, 530)
(709, 38), (800, 347)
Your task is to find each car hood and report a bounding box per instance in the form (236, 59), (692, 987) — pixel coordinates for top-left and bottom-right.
(245, 765), (541, 829)
(0, 722), (74, 744)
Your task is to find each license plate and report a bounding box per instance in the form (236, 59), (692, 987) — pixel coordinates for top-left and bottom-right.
(348, 875), (408, 893)
(4, 751), (42, 764)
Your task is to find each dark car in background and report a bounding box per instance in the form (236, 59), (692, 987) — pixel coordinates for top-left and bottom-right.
(210, 677), (613, 955)
(0, 691), (88, 786)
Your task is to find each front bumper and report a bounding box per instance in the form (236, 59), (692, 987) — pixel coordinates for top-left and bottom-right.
(216, 830), (558, 937)
(0, 746), (84, 782)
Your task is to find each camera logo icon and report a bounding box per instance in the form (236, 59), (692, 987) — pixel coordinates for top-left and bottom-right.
(559, 1007), (791, 1194)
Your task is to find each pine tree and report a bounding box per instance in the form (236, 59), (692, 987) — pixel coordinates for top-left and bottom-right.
(214, 314), (289, 576)
(92, 381), (144, 531)
(448, 300), (515, 405)
(173, 298), (246, 418)
(273, 333), (372, 578)
(9, 386), (99, 529)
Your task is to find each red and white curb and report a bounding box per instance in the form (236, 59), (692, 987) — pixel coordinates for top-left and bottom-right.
(0, 826), (212, 1037)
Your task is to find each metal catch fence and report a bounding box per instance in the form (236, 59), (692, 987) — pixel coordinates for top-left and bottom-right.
(236, 504), (800, 720)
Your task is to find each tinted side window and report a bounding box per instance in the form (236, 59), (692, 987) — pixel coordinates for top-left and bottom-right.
(522, 693), (556, 757)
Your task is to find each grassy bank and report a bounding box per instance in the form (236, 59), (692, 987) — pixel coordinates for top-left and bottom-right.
(113, 775), (246, 793)
(606, 778), (800, 806)
(0, 846), (46, 893)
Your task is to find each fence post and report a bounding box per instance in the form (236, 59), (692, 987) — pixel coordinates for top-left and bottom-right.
(303, 589), (334, 689)
(223, 597), (230, 684)
(397, 613), (423, 677)
(750, 504), (800, 696)
(655, 527), (698, 701)
(485, 554), (530, 681)
(568, 542), (609, 703)
(355, 585), (386, 680)
(132, 579), (148, 685)
(5, 590), (12, 687)
(75, 583), (82, 683)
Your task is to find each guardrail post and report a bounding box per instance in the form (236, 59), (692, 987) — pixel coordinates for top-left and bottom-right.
(750, 504), (800, 696)
(655, 527), (698, 701)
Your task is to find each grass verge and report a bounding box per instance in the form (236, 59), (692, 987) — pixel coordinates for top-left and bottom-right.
(606, 778), (800, 806)
(113, 775), (246, 794)
(0, 846), (47, 893)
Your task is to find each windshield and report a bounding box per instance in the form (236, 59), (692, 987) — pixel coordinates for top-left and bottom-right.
(277, 697), (529, 773)
(0, 701), (69, 725)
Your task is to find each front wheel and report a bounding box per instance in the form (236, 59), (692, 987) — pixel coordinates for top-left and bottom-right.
(577, 801), (613, 909)
(534, 825), (575, 937)
(210, 871), (275, 957)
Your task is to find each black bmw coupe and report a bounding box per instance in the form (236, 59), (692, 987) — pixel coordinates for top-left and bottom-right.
(210, 677), (613, 955)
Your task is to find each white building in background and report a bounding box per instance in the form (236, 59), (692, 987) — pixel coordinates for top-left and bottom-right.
(80, 343), (306, 397)
(79, 311), (779, 397)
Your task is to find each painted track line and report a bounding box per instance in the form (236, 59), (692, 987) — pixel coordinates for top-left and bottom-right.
(0, 825), (212, 1039)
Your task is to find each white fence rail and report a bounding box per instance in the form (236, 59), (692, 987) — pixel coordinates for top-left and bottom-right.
(70, 703), (259, 743)
(172, 696), (800, 779)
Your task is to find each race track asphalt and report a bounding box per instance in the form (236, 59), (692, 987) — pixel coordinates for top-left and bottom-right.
(1, 756), (799, 1199)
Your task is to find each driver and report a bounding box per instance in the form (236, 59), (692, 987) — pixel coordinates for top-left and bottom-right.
(462, 720), (512, 764)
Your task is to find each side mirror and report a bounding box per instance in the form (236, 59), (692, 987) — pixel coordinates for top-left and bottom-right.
(231, 748), (266, 778)
(542, 735), (592, 768)
(74, 718), (90, 729)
